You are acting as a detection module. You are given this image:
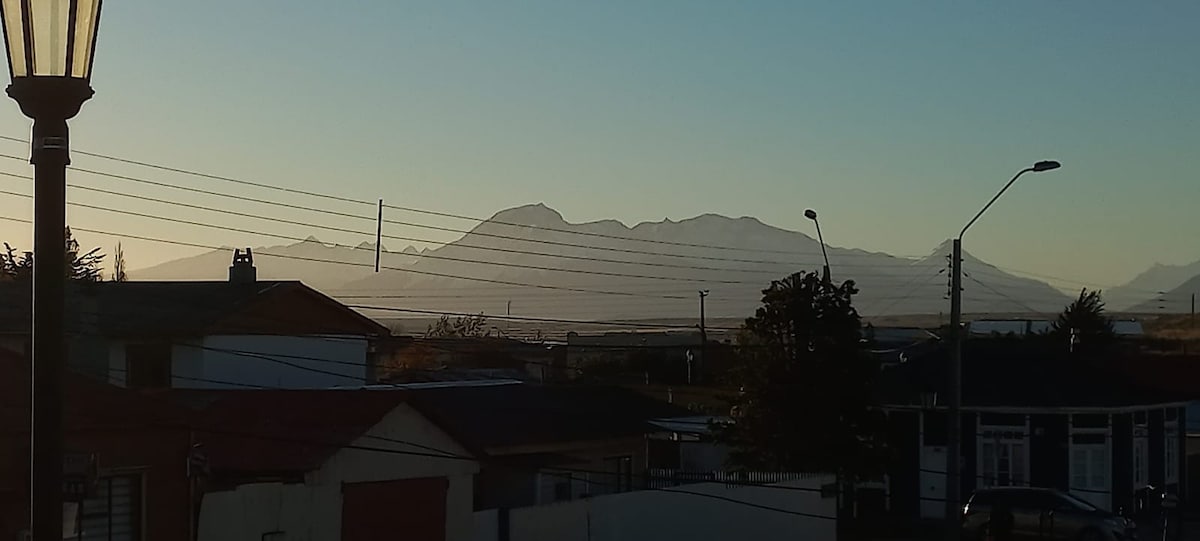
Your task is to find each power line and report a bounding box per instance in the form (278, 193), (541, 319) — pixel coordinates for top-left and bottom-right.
(0, 182), (781, 286)
(965, 274), (1043, 314)
(0, 133), (908, 261)
(0, 171), (807, 277)
(0, 168), (924, 278)
(0, 214), (690, 300)
(0, 151), (905, 267)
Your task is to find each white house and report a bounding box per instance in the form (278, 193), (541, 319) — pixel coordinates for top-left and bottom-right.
(186, 389), (480, 541)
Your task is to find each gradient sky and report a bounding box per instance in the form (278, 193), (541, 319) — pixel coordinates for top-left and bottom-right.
(0, 0), (1197, 290)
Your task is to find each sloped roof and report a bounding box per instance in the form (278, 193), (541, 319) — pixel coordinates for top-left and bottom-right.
(0, 280), (387, 337)
(404, 383), (691, 454)
(171, 389), (419, 476)
(877, 340), (1195, 409)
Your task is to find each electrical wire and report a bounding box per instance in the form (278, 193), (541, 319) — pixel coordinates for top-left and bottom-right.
(0, 133), (917, 260)
(0, 151), (908, 268)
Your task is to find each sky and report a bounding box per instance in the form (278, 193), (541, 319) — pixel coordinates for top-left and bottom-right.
(0, 0), (1197, 290)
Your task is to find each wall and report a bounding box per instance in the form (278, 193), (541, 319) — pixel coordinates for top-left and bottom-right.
(474, 477), (837, 541)
(190, 335), (367, 389)
(198, 403), (479, 541)
(0, 425), (192, 541)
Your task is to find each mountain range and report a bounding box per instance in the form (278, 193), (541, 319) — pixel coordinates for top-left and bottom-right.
(130, 203), (1191, 322)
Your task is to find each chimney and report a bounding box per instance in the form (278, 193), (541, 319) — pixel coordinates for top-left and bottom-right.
(229, 248), (256, 284)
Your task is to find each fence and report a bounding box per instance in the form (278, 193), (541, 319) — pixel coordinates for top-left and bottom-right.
(644, 468), (826, 490)
(473, 476), (838, 541)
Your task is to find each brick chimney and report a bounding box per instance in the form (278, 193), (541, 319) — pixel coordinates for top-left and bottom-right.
(229, 248), (256, 284)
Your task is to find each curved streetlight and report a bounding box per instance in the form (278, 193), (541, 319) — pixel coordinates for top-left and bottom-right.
(804, 208), (831, 282)
(1, 1), (103, 539)
(943, 160), (1061, 539)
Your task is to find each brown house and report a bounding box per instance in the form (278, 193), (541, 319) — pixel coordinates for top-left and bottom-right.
(0, 349), (195, 540)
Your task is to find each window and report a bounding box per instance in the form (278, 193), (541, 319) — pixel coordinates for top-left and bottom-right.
(1070, 446), (1107, 493)
(981, 440), (1026, 487)
(1133, 437), (1149, 488)
(1165, 421), (1179, 484)
(125, 343), (171, 390)
(74, 474), (142, 541)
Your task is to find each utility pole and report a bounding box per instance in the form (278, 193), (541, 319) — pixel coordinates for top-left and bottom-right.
(374, 199), (383, 272)
(947, 239), (964, 537)
(698, 290), (708, 384)
(1191, 293), (1195, 328)
(946, 160), (1060, 541)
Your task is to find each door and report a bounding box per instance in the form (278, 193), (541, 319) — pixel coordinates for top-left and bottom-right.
(1070, 445), (1109, 510)
(920, 446), (947, 519)
(1133, 433), (1149, 490)
(342, 477), (448, 541)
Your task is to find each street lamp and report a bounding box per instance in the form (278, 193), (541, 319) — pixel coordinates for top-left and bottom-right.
(944, 160), (1060, 540)
(804, 209), (831, 282)
(1, 1), (103, 539)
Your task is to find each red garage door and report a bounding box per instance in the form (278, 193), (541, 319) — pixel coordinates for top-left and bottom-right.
(342, 477), (448, 541)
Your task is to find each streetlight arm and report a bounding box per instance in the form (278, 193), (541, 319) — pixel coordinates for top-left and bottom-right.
(958, 167), (1034, 240)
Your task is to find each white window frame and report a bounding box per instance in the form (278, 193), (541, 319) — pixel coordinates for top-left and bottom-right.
(976, 415), (1030, 489)
(1133, 420), (1149, 489)
(1069, 414), (1112, 511)
(1165, 415), (1180, 485)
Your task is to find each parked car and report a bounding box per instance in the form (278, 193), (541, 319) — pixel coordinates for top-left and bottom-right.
(961, 487), (1135, 541)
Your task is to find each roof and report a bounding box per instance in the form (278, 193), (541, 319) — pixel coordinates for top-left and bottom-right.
(169, 389), (418, 476)
(647, 415), (729, 436)
(404, 383), (691, 454)
(0, 280), (387, 337)
(877, 340), (1196, 410)
(967, 319), (1144, 337)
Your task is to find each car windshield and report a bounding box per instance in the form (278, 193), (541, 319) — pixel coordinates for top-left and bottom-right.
(1058, 492), (1100, 512)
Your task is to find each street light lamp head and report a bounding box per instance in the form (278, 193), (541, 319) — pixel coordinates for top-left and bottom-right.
(2, 0), (102, 80)
(1, 0), (102, 121)
(1032, 160), (1061, 172)
(804, 209), (817, 221)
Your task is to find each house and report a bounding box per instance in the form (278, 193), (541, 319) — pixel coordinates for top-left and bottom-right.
(171, 389), (480, 541)
(0, 250), (389, 390)
(876, 340), (1192, 522)
(397, 381), (692, 510)
(0, 348), (195, 540)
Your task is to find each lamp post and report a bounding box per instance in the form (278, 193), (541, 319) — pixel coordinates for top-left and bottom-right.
(0, 1), (103, 539)
(804, 209), (831, 282)
(945, 160), (1060, 540)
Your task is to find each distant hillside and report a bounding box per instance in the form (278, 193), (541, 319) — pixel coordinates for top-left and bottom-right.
(1107, 259), (1200, 310)
(331, 204), (1071, 321)
(133, 203), (1073, 322)
(1128, 273), (1200, 314)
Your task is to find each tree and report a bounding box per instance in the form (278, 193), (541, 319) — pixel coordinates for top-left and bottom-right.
(1049, 288), (1115, 347)
(714, 271), (887, 478)
(110, 242), (128, 282)
(1, 227), (104, 281)
(425, 313), (489, 338)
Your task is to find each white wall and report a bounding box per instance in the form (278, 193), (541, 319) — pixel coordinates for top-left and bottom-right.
(475, 477), (837, 541)
(199, 403), (480, 541)
(189, 335), (368, 389)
